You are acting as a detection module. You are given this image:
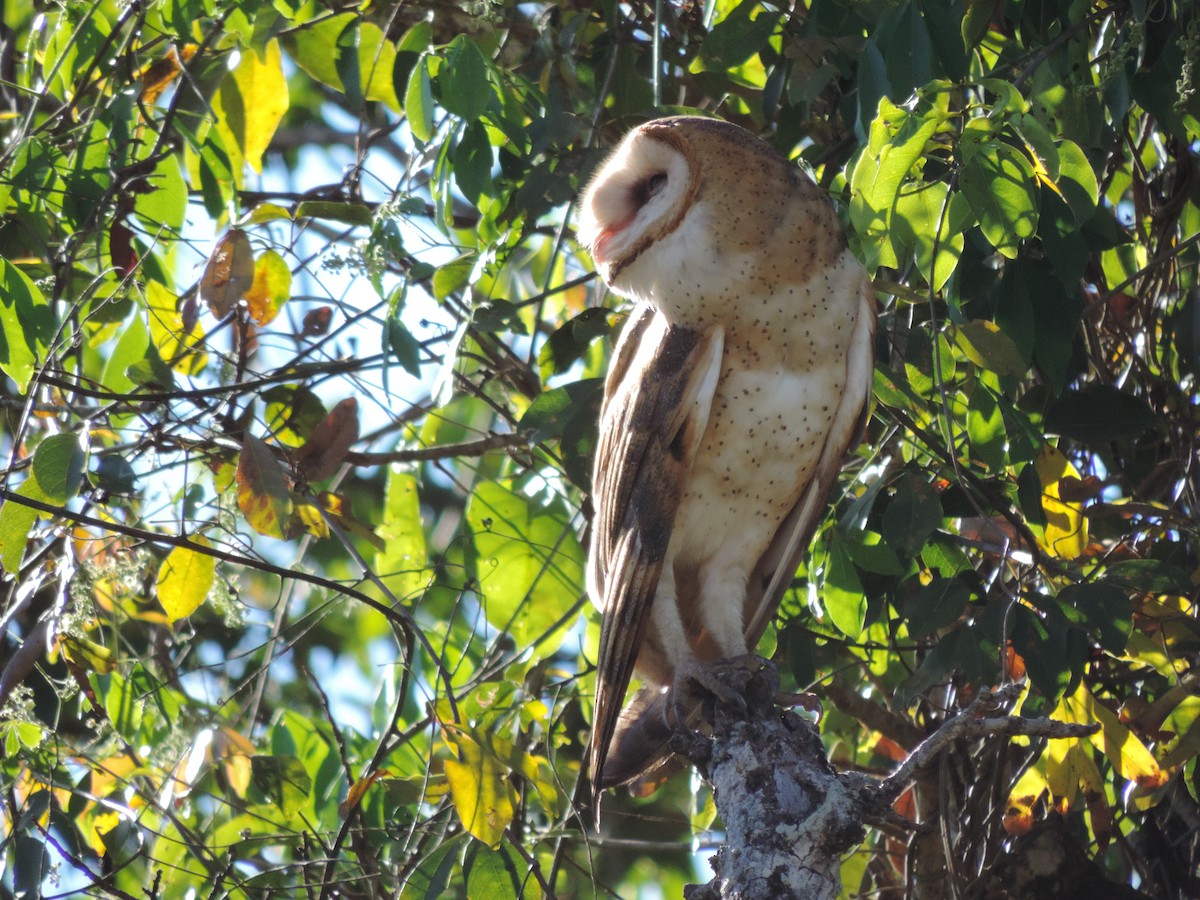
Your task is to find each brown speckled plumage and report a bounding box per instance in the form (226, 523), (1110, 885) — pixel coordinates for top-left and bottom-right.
(577, 117), (876, 797)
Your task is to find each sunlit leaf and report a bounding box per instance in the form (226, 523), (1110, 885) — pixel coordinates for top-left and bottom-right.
(1034, 445), (1088, 560)
(443, 730), (516, 847)
(466, 481), (584, 650)
(375, 469), (429, 603)
(156, 539), (216, 622)
(0, 479), (49, 574)
(1061, 683), (1167, 791)
(822, 532), (865, 637)
(215, 40), (289, 173)
(0, 259), (54, 392)
(244, 250), (291, 326)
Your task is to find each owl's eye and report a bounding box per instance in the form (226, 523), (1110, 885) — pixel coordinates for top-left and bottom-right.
(633, 172), (668, 207)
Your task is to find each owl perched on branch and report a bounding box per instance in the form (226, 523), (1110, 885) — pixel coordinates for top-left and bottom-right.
(577, 116), (876, 797)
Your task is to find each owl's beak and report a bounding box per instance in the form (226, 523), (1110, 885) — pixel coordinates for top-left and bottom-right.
(591, 227), (619, 268)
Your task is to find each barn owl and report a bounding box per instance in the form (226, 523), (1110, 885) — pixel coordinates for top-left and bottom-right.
(577, 116), (876, 794)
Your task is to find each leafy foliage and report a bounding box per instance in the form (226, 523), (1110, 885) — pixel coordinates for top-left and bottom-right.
(0, 0), (1198, 896)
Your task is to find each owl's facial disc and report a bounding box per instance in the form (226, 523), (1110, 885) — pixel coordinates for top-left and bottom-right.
(578, 129), (695, 288)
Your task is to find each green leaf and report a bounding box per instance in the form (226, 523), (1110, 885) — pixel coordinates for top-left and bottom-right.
(967, 384), (1006, 469)
(0, 479), (50, 574)
(94, 455), (137, 494)
(32, 434), (85, 503)
(882, 473), (943, 557)
(1105, 559), (1193, 596)
(953, 320), (1029, 377)
(892, 180), (972, 292)
(284, 13), (356, 91)
(385, 316), (422, 377)
(538, 308), (611, 379)
(698, 0), (780, 70)
(465, 481), (584, 650)
(156, 539), (215, 622)
(236, 434), (292, 538)
(440, 37), (493, 121)
(374, 470), (428, 603)
(133, 152), (187, 233)
(453, 121), (494, 206)
(1044, 385), (1160, 444)
(294, 201), (373, 226)
(1055, 139), (1099, 223)
(518, 379), (603, 442)
(959, 141), (1039, 258)
(249, 755), (312, 818)
(823, 532), (865, 637)
(0, 259), (54, 392)
(393, 21), (433, 100)
(466, 843), (520, 900)
(1060, 581), (1131, 654)
(405, 56), (435, 143)
(905, 577), (971, 639)
(215, 39), (289, 174)
(850, 102), (945, 271)
(432, 255), (476, 301)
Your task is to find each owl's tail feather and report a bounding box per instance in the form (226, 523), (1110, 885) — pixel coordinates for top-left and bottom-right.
(597, 686), (684, 795)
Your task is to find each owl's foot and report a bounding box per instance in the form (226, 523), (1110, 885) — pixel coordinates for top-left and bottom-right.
(668, 655), (780, 728)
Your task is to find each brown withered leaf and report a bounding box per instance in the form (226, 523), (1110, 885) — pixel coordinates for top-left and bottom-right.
(291, 398), (360, 482)
(301, 306), (333, 336)
(200, 229), (255, 318)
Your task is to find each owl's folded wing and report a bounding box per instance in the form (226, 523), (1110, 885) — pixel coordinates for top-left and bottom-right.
(587, 307), (724, 792)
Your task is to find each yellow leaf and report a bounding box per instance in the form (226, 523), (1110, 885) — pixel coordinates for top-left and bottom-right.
(1062, 682), (1166, 789)
(156, 538), (215, 622)
(443, 731), (515, 847)
(1034, 445), (1088, 559)
(244, 249), (291, 325)
(145, 281), (206, 374)
(59, 633), (117, 674)
(216, 40), (289, 174)
(1004, 758), (1047, 835)
(1045, 737), (1103, 809)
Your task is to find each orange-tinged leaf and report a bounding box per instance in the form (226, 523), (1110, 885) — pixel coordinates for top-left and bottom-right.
(236, 435), (292, 538)
(140, 47), (185, 104)
(244, 249), (291, 325)
(200, 230), (255, 318)
(1004, 759), (1048, 835)
(156, 538), (215, 622)
(292, 398), (359, 482)
(339, 769), (390, 818)
(1034, 445), (1088, 559)
(443, 731), (515, 847)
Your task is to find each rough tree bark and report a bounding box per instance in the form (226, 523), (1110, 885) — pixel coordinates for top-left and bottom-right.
(671, 661), (1099, 900)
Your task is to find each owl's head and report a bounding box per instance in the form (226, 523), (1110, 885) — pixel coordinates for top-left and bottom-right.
(577, 117), (805, 304)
